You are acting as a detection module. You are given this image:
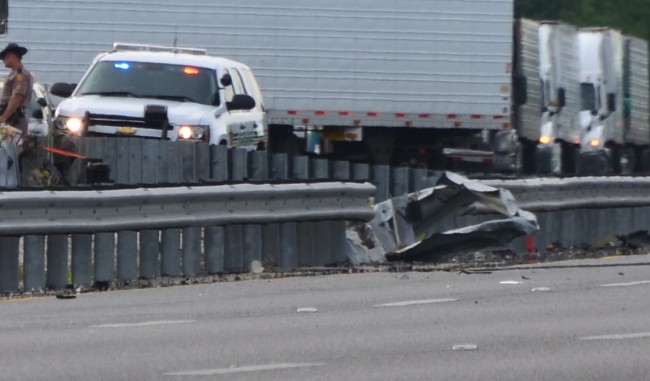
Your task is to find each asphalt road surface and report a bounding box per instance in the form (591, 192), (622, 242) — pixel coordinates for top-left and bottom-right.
(3, 254), (650, 380)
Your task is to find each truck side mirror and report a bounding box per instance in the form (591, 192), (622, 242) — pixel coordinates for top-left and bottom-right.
(607, 93), (617, 112)
(227, 94), (256, 111)
(50, 82), (76, 98)
(513, 74), (527, 106)
(220, 74), (232, 87)
(557, 88), (566, 108)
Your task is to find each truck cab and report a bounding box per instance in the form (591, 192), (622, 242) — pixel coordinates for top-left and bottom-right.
(51, 43), (266, 148)
(536, 22), (580, 175)
(578, 29), (624, 174)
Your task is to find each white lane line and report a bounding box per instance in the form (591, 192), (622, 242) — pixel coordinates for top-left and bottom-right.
(601, 280), (650, 288)
(91, 320), (195, 328)
(580, 332), (650, 341)
(163, 362), (325, 376)
(374, 298), (458, 307)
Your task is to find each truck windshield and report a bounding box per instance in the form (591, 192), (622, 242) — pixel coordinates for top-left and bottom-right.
(580, 83), (597, 112)
(77, 61), (219, 106)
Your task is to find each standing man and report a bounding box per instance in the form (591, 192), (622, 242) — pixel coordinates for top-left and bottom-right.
(0, 43), (33, 137)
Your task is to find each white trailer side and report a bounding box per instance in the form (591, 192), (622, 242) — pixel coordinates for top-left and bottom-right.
(4, 0), (514, 131)
(625, 36), (650, 146)
(514, 18), (541, 142)
(553, 22), (581, 145)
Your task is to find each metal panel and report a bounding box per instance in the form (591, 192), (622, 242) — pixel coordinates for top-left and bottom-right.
(161, 229), (181, 276)
(372, 165), (390, 202)
(23, 235), (45, 292)
(71, 234), (93, 287)
(129, 138), (144, 184)
(243, 225), (263, 271)
(280, 222), (298, 270)
(0, 237), (19, 292)
(139, 230), (160, 279)
(204, 226), (225, 274)
(230, 148), (249, 181)
(94, 232), (115, 283)
(46, 234), (68, 290)
(181, 142), (197, 183)
(333, 161), (350, 180)
(195, 142), (211, 182)
(182, 227), (202, 276)
(224, 225), (244, 272)
(271, 153), (289, 180)
(116, 137), (131, 185)
(209, 145), (229, 182)
(117, 231), (138, 281)
(292, 156), (310, 180)
(297, 222), (316, 267)
(352, 163), (371, 181)
(249, 151), (269, 181)
(168, 141), (183, 184)
(157, 140), (171, 184)
(141, 139), (159, 184)
(262, 223), (282, 270)
(391, 167), (409, 197)
(312, 159), (330, 180)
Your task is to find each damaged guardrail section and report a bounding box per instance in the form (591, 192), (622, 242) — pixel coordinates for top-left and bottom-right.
(0, 182), (375, 293)
(347, 172), (539, 264)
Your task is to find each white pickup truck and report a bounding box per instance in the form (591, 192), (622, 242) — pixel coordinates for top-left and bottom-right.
(51, 43), (267, 149)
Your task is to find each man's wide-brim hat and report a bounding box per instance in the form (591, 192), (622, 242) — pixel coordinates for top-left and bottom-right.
(0, 43), (28, 59)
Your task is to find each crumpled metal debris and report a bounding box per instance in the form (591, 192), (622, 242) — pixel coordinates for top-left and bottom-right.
(346, 171), (539, 264)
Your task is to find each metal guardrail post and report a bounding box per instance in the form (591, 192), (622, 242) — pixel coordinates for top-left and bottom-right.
(71, 234), (93, 287)
(46, 235), (68, 290)
(0, 237), (19, 293)
(204, 226), (225, 274)
(23, 235), (45, 292)
(94, 233), (115, 284)
(117, 231), (138, 282)
(161, 229), (181, 277)
(182, 227), (201, 276)
(139, 230), (160, 279)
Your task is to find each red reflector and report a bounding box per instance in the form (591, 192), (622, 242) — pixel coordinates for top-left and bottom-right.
(338, 111), (352, 116)
(367, 112), (380, 117)
(418, 148), (427, 156)
(471, 115), (482, 119)
(184, 67), (200, 75)
(353, 119), (362, 126)
(395, 113), (406, 118)
(418, 114), (431, 118)
(302, 118), (310, 124)
(493, 115), (505, 119)
(405, 120), (413, 127)
(288, 110), (299, 115)
(314, 110), (327, 116)
(482, 157), (494, 165)
(447, 114), (457, 119)
(345, 133), (358, 140)
(454, 121), (462, 127)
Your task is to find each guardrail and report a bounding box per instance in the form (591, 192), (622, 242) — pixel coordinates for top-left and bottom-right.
(469, 177), (650, 254)
(0, 181), (375, 294)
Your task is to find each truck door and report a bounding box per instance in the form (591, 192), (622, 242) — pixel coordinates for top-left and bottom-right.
(224, 68), (262, 149)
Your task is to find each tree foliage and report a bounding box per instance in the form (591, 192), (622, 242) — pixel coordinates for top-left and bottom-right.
(515, 0), (650, 41)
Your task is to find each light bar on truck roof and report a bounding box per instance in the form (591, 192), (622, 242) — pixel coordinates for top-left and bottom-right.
(112, 42), (207, 56)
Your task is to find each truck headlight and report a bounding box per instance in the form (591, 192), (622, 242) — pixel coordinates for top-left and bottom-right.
(55, 116), (85, 134)
(178, 125), (208, 141)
